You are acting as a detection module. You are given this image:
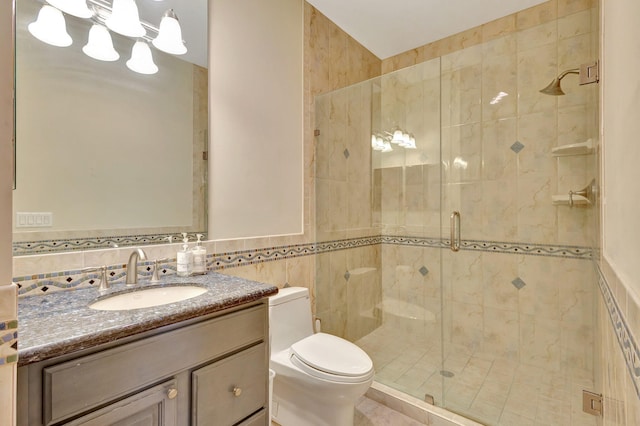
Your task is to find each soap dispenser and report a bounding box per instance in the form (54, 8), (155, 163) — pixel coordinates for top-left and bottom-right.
(177, 233), (193, 277)
(192, 234), (207, 275)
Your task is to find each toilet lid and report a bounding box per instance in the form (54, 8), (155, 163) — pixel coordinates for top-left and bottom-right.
(290, 333), (373, 378)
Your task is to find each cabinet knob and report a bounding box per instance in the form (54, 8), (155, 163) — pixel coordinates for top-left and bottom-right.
(232, 387), (242, 397)
(167, 388), (178, 399)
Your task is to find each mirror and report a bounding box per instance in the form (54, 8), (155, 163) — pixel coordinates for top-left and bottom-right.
(13, 0), (208, 256)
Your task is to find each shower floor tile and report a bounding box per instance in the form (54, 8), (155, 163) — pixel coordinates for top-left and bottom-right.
(355, 324), (597, 426)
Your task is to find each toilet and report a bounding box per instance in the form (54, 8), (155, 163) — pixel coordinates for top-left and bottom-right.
(268, 287), (375, 426)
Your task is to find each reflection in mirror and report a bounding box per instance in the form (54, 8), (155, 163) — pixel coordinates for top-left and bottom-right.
(13, 0), (208, 255)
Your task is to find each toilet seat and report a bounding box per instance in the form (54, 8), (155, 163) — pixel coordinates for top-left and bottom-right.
(289, 333), (374, 383)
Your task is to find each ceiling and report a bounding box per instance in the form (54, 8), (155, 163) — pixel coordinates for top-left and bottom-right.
(306, 0), (548, 59)
(136, 0), (548, 67)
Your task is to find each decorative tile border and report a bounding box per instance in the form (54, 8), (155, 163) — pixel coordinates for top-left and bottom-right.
(15, 235), (591, 296)
(596, 265), (640, 399)
(0, 320), (18, 366)
(15, 261), (177, 297)
(13, 232), (207, 255)
(382, 235), (593, 259)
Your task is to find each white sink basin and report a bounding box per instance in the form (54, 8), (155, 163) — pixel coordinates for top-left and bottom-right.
(89, 285), (207, 311)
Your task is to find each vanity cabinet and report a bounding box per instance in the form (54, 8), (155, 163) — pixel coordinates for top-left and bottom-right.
(17, 302), (269, 426)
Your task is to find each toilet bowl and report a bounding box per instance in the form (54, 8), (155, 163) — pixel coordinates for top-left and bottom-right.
(269, 287), (374, 426)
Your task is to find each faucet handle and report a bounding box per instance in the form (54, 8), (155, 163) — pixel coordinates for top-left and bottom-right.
(82, 265), (109, 291)
(150, 258), (170, 283)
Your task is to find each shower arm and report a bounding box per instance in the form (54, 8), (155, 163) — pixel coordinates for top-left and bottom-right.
(558, 68), (580, 81)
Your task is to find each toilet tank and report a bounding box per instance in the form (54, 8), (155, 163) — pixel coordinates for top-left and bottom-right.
(269, 287), (314, 353)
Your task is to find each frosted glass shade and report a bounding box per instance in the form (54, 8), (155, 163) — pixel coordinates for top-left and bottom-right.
(83, 24), (119, 62)
(46, 0), (93, 19)
(106, 0), (145, 38)
(28, 5), (72, 47)
(126, 41), (158, 74)
(391, 129), (404, 144)
(152, 9), (187, 55)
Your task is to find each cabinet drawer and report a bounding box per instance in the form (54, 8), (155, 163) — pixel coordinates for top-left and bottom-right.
(43, 305), (266, 425)
(192, 343), (267, 426)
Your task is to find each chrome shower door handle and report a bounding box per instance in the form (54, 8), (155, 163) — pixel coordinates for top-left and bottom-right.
(450, 211), (460, 252)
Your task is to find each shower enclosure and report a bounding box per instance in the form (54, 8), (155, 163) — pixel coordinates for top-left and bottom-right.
(315, 7), (599, 425)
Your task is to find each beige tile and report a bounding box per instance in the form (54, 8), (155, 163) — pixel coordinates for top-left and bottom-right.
(558, 0), (593, 17)
(517, 1), (558, 30)
(482, 15), (517, 42)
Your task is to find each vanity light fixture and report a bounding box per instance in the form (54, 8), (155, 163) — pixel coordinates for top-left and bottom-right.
(46, 0), (93, 19)
(29, 0), (188, 75)
(83, 24), (119, 62)
(28, 5), (72, 47)
(126, 40), (158, 75)
(106, 0), (146, 38)
(152, 9), (187, 55)
(372, 129), (416, 153)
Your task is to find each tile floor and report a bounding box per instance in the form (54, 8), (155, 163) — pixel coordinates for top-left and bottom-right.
(356, 323), (598, 426)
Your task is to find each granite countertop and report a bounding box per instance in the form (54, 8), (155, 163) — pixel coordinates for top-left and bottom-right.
(18, 272), (278, 366)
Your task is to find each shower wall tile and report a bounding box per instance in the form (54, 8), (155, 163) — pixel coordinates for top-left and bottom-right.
(481, 52), (517, 121)
(446, 66), (483, 126)
(482, 253), (519, 312)
(482, 179), (518, 241)
(517, 20), (558, 51)
(482, 15), (517, 43)
(516, 0), (558, 30)
(481, 118), (518, 182)
(517, 43), (558, 115)
(558, 0), (594, 17)
(516, 110), (558, 178)
(449, 123), (483, 183)
(558, 9), (592, 39)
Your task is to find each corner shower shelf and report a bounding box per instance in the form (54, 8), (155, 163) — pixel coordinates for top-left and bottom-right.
(551, 139), (594, 156)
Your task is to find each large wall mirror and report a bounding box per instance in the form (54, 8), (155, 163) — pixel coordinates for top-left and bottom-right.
(13, 0), (208, 255)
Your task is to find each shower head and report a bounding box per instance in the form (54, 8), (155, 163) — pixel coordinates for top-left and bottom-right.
(539, 68), (580, 96)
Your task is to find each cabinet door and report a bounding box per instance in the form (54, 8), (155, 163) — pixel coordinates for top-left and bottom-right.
(65, 380), (178, 426)
(192, 343), (266, 426)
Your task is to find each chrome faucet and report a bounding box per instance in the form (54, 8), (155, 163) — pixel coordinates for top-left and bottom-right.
(126, 248), (148, 285)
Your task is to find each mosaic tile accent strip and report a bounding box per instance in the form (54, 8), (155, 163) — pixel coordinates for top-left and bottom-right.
(15, 235), (591, 296)
(597, 265), (640, 400)
(15, 261), (176, 297)
(0, 320), (18, 366)
(13, 232), (208, 255)
(382, 236), (592, 260)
